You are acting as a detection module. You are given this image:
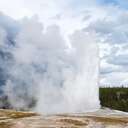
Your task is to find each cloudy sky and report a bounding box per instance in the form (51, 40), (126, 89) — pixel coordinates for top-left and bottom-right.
(0, 0), (128, 86)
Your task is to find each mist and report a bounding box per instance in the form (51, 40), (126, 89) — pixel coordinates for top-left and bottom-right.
(0, 13), (100, 114)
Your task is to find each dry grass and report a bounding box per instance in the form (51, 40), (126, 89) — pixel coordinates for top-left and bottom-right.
(0, 122), (12, 128)
(86, 116), (128, 124)
(0, 109), (38, 119)
(57, 118), (89, 126)
(0, 109), (38, 128)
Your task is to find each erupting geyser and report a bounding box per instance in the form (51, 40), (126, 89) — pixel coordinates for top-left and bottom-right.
(0, 14), (100, 114)
(35, 30), (100, 114)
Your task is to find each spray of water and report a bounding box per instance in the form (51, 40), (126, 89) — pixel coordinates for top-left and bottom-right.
(0, 14), (100, 114)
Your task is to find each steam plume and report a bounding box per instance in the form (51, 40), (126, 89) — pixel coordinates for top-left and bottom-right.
(0, 14), (100, 114)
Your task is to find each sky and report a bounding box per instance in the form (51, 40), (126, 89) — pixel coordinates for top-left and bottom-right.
(0, 0), (128, 86)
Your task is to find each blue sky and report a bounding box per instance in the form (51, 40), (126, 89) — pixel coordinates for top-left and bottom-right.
(71, 0), (128, 9)
(100, 0), (128, 10)
(100, 0), (118, 4)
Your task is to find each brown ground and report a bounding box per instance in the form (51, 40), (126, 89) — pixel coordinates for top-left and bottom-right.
(0, 109), (127, 128)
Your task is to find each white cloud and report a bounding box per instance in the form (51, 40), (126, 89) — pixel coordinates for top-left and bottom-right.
(82, 5), (128, 86)
(0, 0), (33, 19)
(101, 72), (128, 86)
(0, 0), (128, 86)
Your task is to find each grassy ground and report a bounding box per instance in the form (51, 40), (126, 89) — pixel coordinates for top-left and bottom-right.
(100, 87), (128, 112)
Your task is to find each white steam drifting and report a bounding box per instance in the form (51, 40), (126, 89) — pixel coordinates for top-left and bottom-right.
(0, 14), (100, 114)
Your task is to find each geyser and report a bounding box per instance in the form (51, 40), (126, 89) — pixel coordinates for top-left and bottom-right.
(0, 14), (100, 114)
(35, 30), (100, 114)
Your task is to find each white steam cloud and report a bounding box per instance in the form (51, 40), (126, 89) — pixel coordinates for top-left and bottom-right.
(0, 14), (100, 114)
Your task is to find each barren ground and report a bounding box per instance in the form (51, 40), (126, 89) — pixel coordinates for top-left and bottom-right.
(0, 109), (127, 128)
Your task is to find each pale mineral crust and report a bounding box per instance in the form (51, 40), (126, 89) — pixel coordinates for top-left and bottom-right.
(0, 109), (127, 128)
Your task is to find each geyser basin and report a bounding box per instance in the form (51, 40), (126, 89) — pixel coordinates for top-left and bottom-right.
(1, 16), (100, 114)
(0, 109), (127, 128)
